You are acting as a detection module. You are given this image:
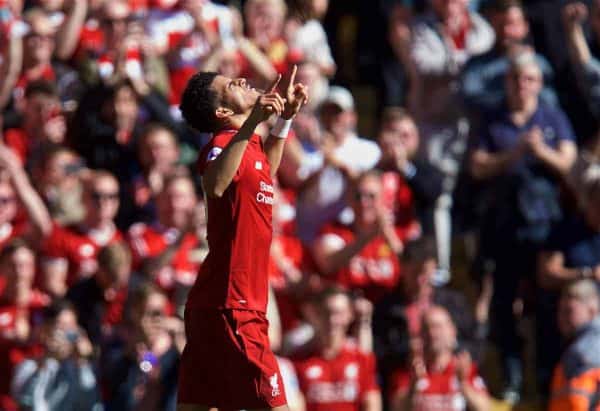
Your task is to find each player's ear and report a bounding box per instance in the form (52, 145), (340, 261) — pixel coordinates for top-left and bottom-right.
(215, 106), (234, 119)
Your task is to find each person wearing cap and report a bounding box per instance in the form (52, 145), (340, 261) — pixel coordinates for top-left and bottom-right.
(470, 49), (577, 402)
(295, 85), (381, 244)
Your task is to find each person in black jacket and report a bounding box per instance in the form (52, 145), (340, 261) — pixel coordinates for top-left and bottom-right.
(376, 108), (443, 237)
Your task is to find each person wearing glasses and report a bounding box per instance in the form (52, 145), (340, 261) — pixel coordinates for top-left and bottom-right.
(41, 170), (123, 297)
(312, 170), (419, 303)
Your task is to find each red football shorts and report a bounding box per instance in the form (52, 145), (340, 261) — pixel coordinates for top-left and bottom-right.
(178, 308), (288, 409)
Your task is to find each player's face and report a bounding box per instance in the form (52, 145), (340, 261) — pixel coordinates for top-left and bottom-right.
(0, 182), (18, 226)
(213, 75), (261, 117)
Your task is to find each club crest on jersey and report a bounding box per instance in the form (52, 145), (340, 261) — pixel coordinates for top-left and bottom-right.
(207, 147), (223, 161)
(255, 161), (263, 170)
(270, 373), (281, 397)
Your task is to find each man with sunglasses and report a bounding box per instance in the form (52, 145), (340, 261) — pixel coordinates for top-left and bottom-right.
(312, 170), (418, 303)
(41, 171), (123, 297)
(176, 67), (307, 411)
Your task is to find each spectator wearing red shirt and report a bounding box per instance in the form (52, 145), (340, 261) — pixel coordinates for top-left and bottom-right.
(11, 4), (85, 110)
(66, 242), (132, 345)
(312, 170), (419, 302)
(243, 0), (302, 87)
(127, 174), (202, 304)
(41, 171), (123, 296)
(0, 141), (53, 250)
(292, 287), (382, 411)
(0, 240), (49, 411)
(5, 81), (67, 165)
(389, 306), (489, 411)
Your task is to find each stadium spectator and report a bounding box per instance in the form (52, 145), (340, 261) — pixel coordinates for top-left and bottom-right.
(4, 81), (67, 166)
(461, 0), (558, 115)
(127, 174), (201, 306)
(10, 299), (101, 411)
(563, 1), (600, 117)
(292, 286), (382, 411)
(410, 0), (494, 279)
(549, 279), (600, 411)
(32, 145), (86, 226)
(67, 242), (132, 345)
(285, 0), (336, 77)
(0, 5), (23, 112)
(376, 108), (443, 237)
(470, 49), (577, 401)
(312, 171), (418, 302)
(101, 282), (182, 411)
(388, 305), (489, 411)
(373, 238), (488, 390)
(296, 86), (381, 243)
(536, 174), (600, 392)
(41, 171), (123, 297)
(0, 240), (49, 411)
(243, 0), (301, 86)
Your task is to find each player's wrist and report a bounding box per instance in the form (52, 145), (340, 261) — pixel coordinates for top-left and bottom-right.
(271, 117), (293, 139)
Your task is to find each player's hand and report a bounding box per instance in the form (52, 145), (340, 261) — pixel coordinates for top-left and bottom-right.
(250, 75), (286, 123)
(282, 65), (309, 119)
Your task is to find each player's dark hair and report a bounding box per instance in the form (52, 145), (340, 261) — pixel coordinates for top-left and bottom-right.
(180, 72), (220, 133)
(402, 237), (437, 263)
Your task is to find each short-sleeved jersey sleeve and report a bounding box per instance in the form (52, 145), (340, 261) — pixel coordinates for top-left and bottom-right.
(198, 131), (245, 182)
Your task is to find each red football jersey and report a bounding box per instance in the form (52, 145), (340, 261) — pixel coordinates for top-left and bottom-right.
(42, 223), (123, 286)
(317, 222), (418, 302)
(0, 221), (28, 252)
(390, 358), (487, 411)
(293, 341), (380, 411)
(187, 130), (274, 312)
(128, 223), (200, 292)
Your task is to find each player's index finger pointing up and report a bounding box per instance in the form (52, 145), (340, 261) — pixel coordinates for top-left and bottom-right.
(288, 65), (297, 91)
(268, 74), (282, 93)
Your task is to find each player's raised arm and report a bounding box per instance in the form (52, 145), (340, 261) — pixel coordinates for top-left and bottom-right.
(202, 88), (284, 197)
(265, 65), (309, 177)
(180, 72), (285, 199)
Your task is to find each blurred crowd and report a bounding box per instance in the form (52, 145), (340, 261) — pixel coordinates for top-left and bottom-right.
(0, 0), (600, 410)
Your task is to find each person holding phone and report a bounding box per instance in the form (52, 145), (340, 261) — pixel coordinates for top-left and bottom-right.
(10, 299), (101, 411)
